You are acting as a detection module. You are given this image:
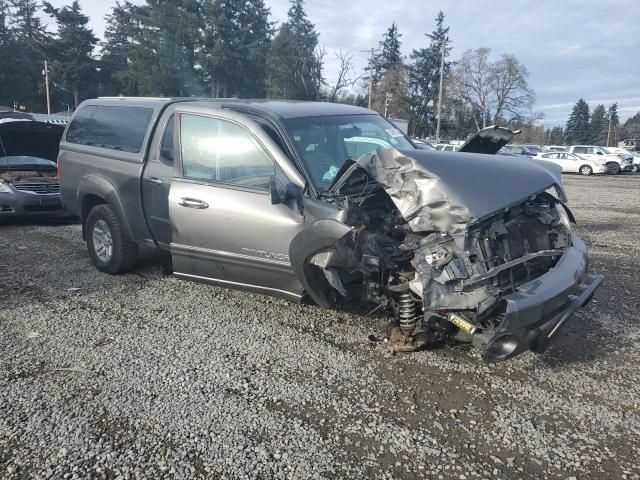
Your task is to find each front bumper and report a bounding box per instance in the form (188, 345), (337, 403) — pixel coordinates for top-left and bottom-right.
(621, 164), (635, 172)
(473, 235), (604, 362)
(0, 190), (65, 217)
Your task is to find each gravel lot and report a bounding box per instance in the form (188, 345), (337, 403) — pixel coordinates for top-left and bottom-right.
(1, 174), (639, 480)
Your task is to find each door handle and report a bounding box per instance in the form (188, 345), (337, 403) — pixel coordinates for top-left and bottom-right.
(178, 197), (209, 209)
(145, 177), (162, 185)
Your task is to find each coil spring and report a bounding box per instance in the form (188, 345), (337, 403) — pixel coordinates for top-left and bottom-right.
(398, 292), (418, 333)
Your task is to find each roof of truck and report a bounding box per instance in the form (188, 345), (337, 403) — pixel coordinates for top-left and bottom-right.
(95, 97), (372, 119)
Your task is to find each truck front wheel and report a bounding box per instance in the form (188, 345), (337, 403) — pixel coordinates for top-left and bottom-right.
(86, 204), (138, 274)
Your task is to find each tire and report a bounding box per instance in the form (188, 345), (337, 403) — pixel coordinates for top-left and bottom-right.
(606, 162), (621, 175)
(86, 204), (138, 274)
(579, 165), (593, 176)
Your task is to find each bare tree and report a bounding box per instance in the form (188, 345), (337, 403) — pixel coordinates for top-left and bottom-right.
(372, 64), (410, 119)
(450, 48), (536, 130)
(491, 54), (535, 124)
(449, 48), (493, 129)
(290, 42), (326, 100)
(328, 50), (361, 102)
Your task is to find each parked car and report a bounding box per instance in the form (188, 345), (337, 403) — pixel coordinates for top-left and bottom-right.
(59, 98), (602, 362)
(546, 146), (569, 152)
(0, 119), (66, 218)
(497, 147), (519, 157)
(435, 143), (458, 152)
(533, 151), (607, 176)
(524, 145), (543, 155)
(505, 145), (535, 157)
(567, 145), (634, 174)
(411, 139), (436, 150)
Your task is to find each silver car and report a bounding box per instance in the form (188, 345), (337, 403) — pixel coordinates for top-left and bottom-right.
(0, 119), (65, 218)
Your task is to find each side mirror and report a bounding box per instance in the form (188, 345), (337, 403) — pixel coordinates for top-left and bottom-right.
(270, 175), (302, 206)
(596, 151), (603, 155)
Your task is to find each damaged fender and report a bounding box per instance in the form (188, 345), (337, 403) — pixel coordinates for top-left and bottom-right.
(289, 219), (353, 308)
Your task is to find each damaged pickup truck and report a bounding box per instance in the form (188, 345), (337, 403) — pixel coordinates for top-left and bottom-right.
(59, 98), (603, 361)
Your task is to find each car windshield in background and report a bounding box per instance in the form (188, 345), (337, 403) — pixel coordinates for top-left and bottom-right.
(284, 114), (414, 189)
(0, 155), (56, 169)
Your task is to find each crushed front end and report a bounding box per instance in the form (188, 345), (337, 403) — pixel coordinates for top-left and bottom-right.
(410, 192), (603, 361)
(290, 148), (603, 361)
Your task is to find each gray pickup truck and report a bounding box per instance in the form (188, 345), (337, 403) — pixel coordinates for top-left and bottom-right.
(59, 98), (603, 361)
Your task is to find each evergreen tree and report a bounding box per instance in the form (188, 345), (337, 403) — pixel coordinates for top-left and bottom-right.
(100, 1), (139, 95)
(606, 103), (620, 146)
(589, 104), (607, 144)
(548, 126), (564, 145)
(6, 0), (50, 110)
(199, 0), (272, 98)
(620, 111), (640, 144)
(268, 0), (322, 100)
(408, 11), (450, 136)
(43, 1), (98, 107)
(131, 0), (202, 97)
(564, 98), (590, 144)
(368, 22), (407, 116)
(0, 0), (18, 106)
(607, 103), (619, 127)
(373, 22), (402, 82)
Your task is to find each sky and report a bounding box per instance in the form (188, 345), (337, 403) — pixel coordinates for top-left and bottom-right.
(43, 0), (640, 127)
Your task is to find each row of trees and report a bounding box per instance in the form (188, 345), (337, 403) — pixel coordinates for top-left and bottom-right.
(563, 99), (619, 145)
(7, 0), (636, 145)
(1, 0), (536, 140)
(0, 0), (330, 111)
(562, 99), (640, 146)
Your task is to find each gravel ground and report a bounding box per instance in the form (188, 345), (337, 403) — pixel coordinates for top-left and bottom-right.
(1, 174), (639, 480)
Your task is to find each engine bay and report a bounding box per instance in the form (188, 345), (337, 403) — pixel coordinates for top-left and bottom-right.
(311, 182), (573, 353)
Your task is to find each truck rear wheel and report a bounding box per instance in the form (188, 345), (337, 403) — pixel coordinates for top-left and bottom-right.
(86, 204), (138, 274)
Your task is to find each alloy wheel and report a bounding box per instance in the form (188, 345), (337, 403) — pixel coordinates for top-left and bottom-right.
(92, 219), (113, 263)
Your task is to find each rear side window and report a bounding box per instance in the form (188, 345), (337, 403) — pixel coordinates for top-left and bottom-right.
(66, 105), (153, 153)
(573, 147), (587, 154)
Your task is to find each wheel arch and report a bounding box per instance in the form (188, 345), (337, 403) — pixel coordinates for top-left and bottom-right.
(79, 175), (135, 242)
(289, 219), (353, 308)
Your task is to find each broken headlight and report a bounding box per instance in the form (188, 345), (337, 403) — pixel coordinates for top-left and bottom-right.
(555, 203), (572, 232)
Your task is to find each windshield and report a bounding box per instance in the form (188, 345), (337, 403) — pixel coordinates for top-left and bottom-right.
(284, 114), (414, 189)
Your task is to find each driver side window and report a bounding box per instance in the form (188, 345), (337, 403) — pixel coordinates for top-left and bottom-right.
(180, 114), (275, 190)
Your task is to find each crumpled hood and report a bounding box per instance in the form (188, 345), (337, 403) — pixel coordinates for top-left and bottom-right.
(354, 148), (565, 235)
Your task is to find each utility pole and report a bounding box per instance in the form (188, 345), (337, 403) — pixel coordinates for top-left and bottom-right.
(367, 48), (375, 110)
(606, 114), (612, 147)
(435, 41), (446, 144)
(43, 59), (51, 116)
